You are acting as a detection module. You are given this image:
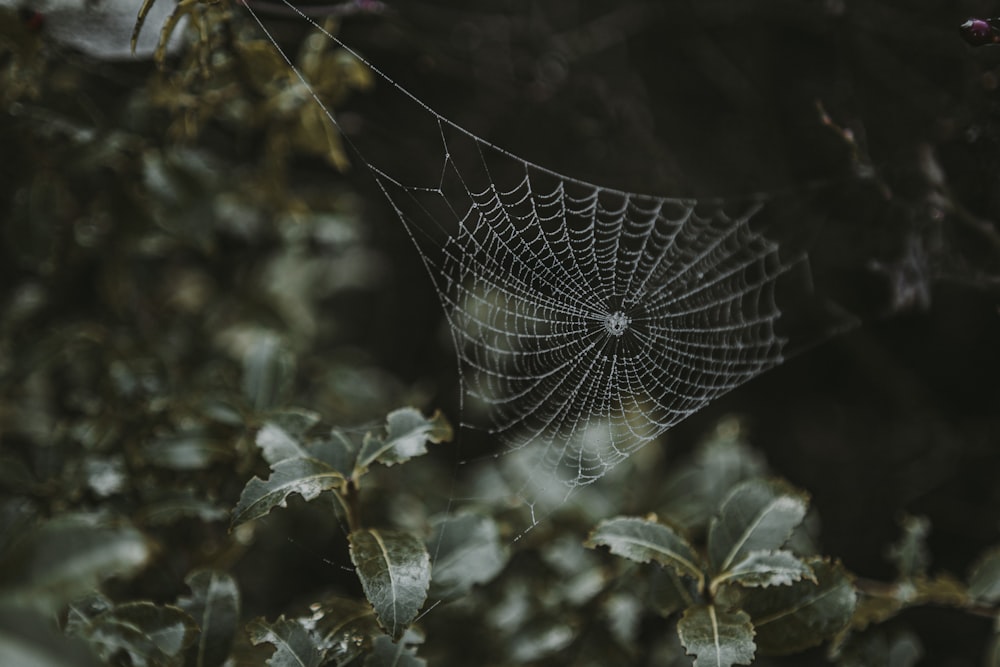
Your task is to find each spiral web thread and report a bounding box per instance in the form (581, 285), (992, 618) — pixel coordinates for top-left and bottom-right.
(246, 3), (808, 527)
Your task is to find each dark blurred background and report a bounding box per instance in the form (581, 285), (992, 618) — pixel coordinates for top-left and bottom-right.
(327, 0), (1000, 659)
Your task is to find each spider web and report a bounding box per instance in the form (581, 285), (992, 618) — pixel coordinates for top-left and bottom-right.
(246, 2), (853, 530)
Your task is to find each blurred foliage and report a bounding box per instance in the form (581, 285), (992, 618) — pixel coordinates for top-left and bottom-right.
(1, 1), (1000, 666)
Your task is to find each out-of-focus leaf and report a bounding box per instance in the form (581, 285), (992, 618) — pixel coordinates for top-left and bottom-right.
(349, 529), (430, 641)
(714, 550), (816, 591)
(648, 566), (692, 618)
(0, 498), (38, 557)
(255, 423), (309, 466)
(363, 629), (426, 667)
(0, 452), (37, 493)
(0, 515), (150, 613)
(231, 329), (295, 412)
(508, 622), (575, 663)
(177, 570), (241, 667)
(137, 491), (229, 526)
(886, 515), (931, 580)
(427, 512), (507, 600)
(834, 628), (922, 667)
(263, 409), (322, 438)
(67, 601), (197, 667)
(308, 430), (360, 477)
(82, 457), (127, 497)
(0, 607), (98, 667)
(587, 516), (704, 585)
(741, 558), (856, 655)
(603, 591), (643, 647)
(247, 616), (323, 667)
(987, 631), (1000, 667)
(707, 479), (808, 575)
(659, 418), (768, 533)
(231, 457), (345, 528)
(677, 605), (756, 667)
(143, 431), (231, 470)
(968, 547), (1000, 604)
(356, 409), (452, 470)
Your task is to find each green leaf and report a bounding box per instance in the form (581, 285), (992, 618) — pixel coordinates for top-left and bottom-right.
(311, 597), (380, 665)
(707, 479), (809, 574)
(232, 328), (295, 412)
(231, 457), (345, 528)
(255, 423), (309, 466)
(659, 418), (768, 533)
(886, 514), (931, 579)
(67, 600), (198, 667)
(177, 570), (241, 667)
(265, 409), (322, 439)
(428, 513), (508, 600)
(307, 429), (361, 478)
(349, 529), (431, 641)
(0, 515), (150, 613)
(586, 516), (704, 586)
(968, 547), (1000, 604)
(713, 550), (816, 592)
(677, 605), (756, 667)
(356, 409), (452, 470)
(647, 566), (692, 618)
(741, 558), (856, 655)
(247, 616), (323, 667)
(363, 629), (426, 667)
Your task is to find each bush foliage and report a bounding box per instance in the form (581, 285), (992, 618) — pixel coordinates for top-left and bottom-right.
(1, 1), (999, 666)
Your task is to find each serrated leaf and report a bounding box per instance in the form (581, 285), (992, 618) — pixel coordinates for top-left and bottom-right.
(0, 515), (150, 613)
(356, 409), (452, 470)
(708, 479), (809, 574)
(428, 513), (508, 600)
(247, 616), (323, 667)
(67, 601), (198, 667)
(713, 550), (816, 592)
(177, 570), (241, 667)
(886, 514), (931, 579)
(311, 596), (380, 665)
(231, 457), (345, 528)
(741, 558), (856, 655)
(363, 629), (426, 667)
(677, 605), (756, 667)
(349, 529), (430, 641)
(255, 423), (309, 466)
(968, 547), (1000, 604)
(586, 516), (704, 586)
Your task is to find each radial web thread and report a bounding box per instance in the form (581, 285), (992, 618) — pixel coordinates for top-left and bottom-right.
(370, 117), (796, 517)
(245, 2), (828, 524)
